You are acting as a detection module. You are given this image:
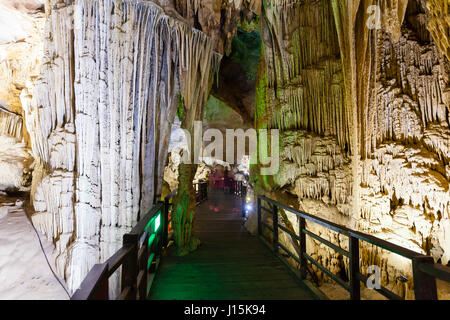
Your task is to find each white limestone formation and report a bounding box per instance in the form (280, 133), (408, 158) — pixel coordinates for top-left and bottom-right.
(0, 0), (45, 194)
(0, 0), (45, 119)
(0, 107), (23, 140)
(23, 0), (220, 294)
(252, 0), (450, 299)
(0, 135), (33, 191)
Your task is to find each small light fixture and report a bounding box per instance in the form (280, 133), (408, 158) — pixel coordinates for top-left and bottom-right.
(154, 214), (161, 232)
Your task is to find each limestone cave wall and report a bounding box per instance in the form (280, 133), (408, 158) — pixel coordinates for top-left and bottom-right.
(21, 0), (220, 294)
(255, 0), (449, 299)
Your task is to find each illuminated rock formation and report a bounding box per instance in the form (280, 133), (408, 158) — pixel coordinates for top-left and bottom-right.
(0, 0), (448, 300)
(21, 0), (220, 294)
(254, 0), (450, 299)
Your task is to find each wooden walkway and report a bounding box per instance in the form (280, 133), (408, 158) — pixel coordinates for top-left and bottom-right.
(149, 189), (316, 300)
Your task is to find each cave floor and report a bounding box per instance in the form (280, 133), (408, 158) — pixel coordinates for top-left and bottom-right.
(0, 193), (68, 300)
(149, 189), (316, 300)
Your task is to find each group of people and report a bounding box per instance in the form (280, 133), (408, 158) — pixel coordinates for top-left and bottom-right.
(208, 166), (248, 193)
(208, 168), (235, 193)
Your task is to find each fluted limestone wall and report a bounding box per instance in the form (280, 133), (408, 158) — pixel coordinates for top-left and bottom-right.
(23, 0), (220, 294)
(255, 0), (450, 299)
(357, 0), (450, 282)
(262, 0), (349, 148)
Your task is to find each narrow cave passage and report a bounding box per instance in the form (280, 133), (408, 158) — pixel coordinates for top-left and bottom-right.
(150, 189), (315, 300)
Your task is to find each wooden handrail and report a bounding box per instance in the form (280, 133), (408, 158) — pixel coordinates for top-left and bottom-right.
(260, 195), (428, 259)
(71, 264), (109, 300)
(71, 191), (178, 300)
(72, 182), (208, 300)
(106, 244), (136, 277)
(257, 195), (450, 300)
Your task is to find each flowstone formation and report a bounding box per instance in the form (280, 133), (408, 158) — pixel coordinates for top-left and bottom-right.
(0, 1), (44, 193)
(22, 0), (220, 294)
(0, 0), (260, 295)
(252, 0), (450, 299)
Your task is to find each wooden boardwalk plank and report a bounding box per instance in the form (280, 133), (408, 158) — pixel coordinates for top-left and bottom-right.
(149, 189), (315, 300)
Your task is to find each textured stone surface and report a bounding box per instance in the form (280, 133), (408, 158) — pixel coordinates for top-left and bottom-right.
(0, 135), (33, 191)
(0, 0), (45, 145)
(253, 0), (450, 299)
(23, 0), (220, 295)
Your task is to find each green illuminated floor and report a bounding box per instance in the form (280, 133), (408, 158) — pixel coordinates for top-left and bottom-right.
(149, 189), (316, 300)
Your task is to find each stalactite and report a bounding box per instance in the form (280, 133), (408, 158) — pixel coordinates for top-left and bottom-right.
(23, 0), (221, 295)
(0, 107), (23, 140)
(275, 131), (352, 208)
(366, 24), (449, 156)
(255, 0), (450, 299)
(262, 0), (350, 150)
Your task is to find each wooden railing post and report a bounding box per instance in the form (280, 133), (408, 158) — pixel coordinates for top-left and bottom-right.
(94, 272), (110, 300)
(71, 263), (109, 300)
(163, 197), (170, 248)
(299, 217), (307, 279)
(412, 256), (437, 300)
(121, 233), (139, 299)
(138, 233), (148, 300)
(242, 190), (246, 217)
(273, 204), (279, 254)
(257, 197), (262, 236)
(349, 236), (360, 300)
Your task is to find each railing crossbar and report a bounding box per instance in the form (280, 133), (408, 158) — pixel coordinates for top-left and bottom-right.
(302, 228), (350, 258)
(278, 242), (302, 265)
(303, 252), (350, 291)
(278, 224), (300, 241)
(130, 203), (163, 236)
(107, 244), (135, 277)
(357, 274), (403, 300)
(72, 183), (208, 300)
(419, 263), (450, 282)
(257, 195), (449, 300)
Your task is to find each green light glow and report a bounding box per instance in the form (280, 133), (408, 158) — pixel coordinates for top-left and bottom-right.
(154, 214), (161, 232)
(148, 233), (156, 248)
